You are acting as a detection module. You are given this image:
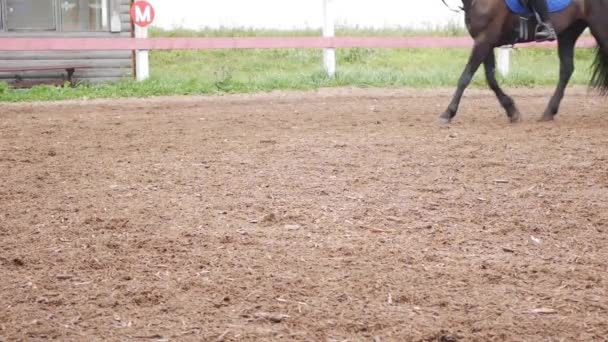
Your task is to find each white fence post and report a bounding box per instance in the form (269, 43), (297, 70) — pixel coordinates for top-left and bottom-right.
(135, 25), (150, 81)
(497, 46), (511, 77)
(323, 0), (336, 78)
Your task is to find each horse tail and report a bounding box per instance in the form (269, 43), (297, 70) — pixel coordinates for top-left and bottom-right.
(590, 45), (608, 96)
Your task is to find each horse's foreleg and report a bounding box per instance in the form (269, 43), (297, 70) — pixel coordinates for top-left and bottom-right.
(541, 23), (586, 121)
(440, 42), (491, 124)
(484, 50), (521, 123)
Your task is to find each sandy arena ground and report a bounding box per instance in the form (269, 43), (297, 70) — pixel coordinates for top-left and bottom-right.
(1, 88), (607, 341)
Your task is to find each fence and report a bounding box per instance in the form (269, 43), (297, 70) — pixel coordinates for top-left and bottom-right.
(0, 36), (595, 77)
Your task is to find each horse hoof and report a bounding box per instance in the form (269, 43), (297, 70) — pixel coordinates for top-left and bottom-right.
(438, 116), (451, 125)
(438, 110), (453, 125)
(538, 114), (554, 122)
(509, 112), (522, 123)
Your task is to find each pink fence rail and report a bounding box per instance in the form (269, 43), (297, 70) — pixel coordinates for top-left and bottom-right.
(0, 36), (597, 51)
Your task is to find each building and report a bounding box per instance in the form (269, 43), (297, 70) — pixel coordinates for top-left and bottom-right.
(0, 0), (133, 86)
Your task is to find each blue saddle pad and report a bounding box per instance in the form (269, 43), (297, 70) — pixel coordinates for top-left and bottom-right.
(505, 0), (571, 16)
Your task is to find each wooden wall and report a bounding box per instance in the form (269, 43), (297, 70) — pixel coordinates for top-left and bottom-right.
(0, 0), (133, 85)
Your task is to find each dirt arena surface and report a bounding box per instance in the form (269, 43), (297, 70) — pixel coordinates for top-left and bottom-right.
(1, 88), (607, 341)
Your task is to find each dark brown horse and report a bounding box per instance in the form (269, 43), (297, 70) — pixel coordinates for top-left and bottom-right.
(440, 0), (608, 123)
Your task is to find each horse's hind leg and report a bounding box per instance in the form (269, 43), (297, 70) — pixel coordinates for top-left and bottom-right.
(484, 49), (521, 122)
(541, 22), (587, 121)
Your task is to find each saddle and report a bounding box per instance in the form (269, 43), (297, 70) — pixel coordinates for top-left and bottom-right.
(504, 0), (571, 16)
(504, 0), (571, 43)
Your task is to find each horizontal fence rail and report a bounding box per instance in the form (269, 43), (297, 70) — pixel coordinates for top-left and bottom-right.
(0, 37), (597, 51)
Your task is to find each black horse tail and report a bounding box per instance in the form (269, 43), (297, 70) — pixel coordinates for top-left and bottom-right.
(590, 45), (608, 96)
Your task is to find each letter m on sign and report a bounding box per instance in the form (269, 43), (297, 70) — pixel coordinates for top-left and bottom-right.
(136, 6), (151, 22)
(131, 1), (155, 27)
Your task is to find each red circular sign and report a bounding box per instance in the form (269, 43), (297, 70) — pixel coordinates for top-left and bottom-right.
(131, 1), (155, 27)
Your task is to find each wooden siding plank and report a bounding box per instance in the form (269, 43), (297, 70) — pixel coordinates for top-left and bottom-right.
(0, 51), (131, 60)
(0, 32), (131, 38)
(0, 59), (132, 68)
(1, 76), (127, 83)
(0, 69), (131, 78)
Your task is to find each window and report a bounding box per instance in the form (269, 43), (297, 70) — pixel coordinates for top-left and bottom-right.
(6, 0), (56, 31)
(61, 0), (108, 32)
(0, 0), (116, 32)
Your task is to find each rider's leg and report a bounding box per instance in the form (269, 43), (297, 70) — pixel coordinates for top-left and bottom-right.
(529, 0), (557, 41)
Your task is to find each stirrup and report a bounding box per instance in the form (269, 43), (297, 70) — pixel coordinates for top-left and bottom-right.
(535, 23), (557, 42)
